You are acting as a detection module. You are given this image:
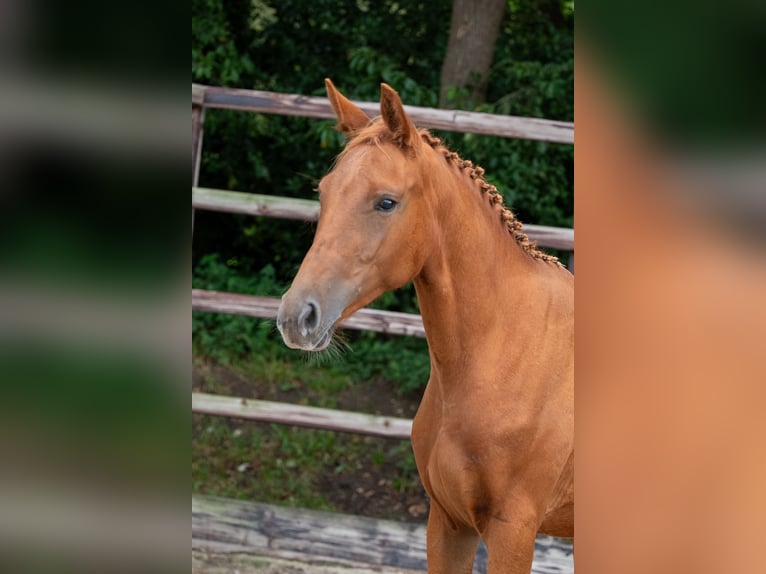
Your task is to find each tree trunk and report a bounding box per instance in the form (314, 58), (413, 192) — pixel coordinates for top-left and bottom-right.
(439, 0), (507, 108)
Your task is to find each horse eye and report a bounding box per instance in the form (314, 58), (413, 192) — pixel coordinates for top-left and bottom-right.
(375, 198), (398, 212)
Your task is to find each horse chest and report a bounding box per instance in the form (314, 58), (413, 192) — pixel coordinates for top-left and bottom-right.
(412, 402), (508, 531)
(419, 431), (504, 531)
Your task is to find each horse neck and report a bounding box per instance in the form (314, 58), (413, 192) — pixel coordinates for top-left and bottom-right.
(412, 159), (557, 383)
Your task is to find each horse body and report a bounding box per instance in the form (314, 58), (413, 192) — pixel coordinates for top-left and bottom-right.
(277, 79), (573, 573)
(410, 151), (573, 572)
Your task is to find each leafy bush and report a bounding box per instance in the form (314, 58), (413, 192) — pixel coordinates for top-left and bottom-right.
(192, 254), (287, 364)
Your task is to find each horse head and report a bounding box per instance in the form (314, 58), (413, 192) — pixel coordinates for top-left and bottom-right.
(277, 80), (436, 350)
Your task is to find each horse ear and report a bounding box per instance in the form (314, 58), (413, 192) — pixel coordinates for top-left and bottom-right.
(325, 78), (370, 136)
(380, 83), (418, 148)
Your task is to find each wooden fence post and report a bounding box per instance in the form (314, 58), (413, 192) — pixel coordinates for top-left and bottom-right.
(192, 84), (206, 233)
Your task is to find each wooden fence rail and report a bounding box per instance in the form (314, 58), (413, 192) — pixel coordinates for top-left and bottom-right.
(193, 83), (574, 144)
(192, 392), (413, 440)
(193, 495), (573, 573)
(192, 289), (426, 338)
(192, 187), (574, 250)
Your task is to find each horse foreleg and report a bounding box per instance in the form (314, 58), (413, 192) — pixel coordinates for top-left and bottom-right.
(425, 502), (480, 574)
(482, 507), (538, 574)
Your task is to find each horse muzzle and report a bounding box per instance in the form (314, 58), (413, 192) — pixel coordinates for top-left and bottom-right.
(276, 293), (339, 351)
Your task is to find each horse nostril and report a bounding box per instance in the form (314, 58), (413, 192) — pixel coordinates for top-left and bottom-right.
(298, 300), (319, 336)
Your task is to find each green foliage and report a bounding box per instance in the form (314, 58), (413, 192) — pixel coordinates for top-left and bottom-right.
(389, 441), (419, 492)
(346, 46), (438, 106)
(342, 331), (430, 395)
(192, 254), (286, 364)
(444, 133), (573, 227)
(192, 0), (255, 85)
(440, 0), (574, 227)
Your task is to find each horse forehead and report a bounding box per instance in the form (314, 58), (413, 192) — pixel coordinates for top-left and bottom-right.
(330, 143), (411, 189)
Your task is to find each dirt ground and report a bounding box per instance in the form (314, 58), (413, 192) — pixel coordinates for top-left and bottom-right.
(192, 360), (430, 523)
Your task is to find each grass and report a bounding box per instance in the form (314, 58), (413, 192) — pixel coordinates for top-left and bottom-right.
(192, 415), (338, 508)
(191, 257), (428, 517)
(191, 353), (424, 518)
(192, 412), (421, 512)
(236, 354), (354, 406)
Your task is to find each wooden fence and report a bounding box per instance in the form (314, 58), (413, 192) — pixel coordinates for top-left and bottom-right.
(191, 82), (575, 573)
(191, 82), (574, 436)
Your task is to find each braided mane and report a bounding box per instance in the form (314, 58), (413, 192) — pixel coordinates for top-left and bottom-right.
(342, 120), (563, 267)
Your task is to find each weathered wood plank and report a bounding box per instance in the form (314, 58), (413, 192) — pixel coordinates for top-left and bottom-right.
(191, 187), (574, 250)
(192, 289), (427, 339)
(193, 187), (319, 221)
(196, 84), (573, 144)
(192, 495), (574, 574)
(398, 104), (574, 146)
(192, 549), (425, 574)
(193, 495), (431, 571)
(522, 223), (575, 251)
(192, 107), (205, 186)
(192, 392), (413, 439)
(193, 83), (206, 106)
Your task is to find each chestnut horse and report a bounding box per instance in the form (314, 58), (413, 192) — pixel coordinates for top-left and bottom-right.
(277, 80), (573, 573)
